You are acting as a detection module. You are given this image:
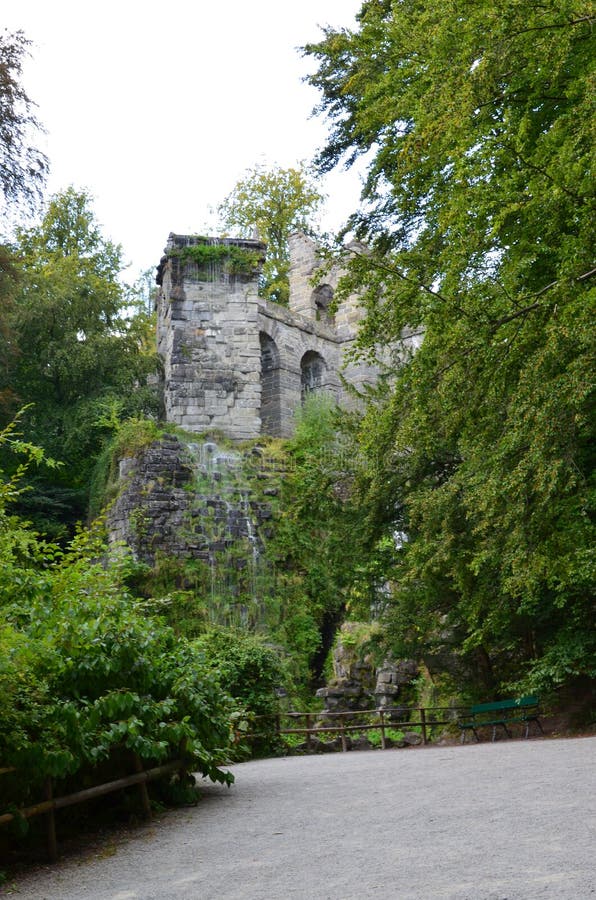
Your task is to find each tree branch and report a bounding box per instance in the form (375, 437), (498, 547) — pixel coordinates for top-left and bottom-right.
(499, 142), (586, 205)
(346, 247), (452, 306)
(510, 15), (595, 35)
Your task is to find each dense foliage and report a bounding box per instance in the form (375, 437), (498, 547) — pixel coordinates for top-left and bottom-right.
(218, 163), (324, 304)
(2, 188), (159, 537)
(0, 30), (48, 419)
(0, 423), (234, 823)
(171, 241), (263, 278)
(193, 629), (285, 720)
(305, 1), (596, 698)
(269, 395), (369, 684)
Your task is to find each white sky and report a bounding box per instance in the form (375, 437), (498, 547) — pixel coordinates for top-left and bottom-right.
(4, 1), (363, 281)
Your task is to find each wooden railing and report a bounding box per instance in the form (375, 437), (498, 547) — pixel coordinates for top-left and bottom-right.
(0, 755), (187, 861)
(243, 706), (464, 750)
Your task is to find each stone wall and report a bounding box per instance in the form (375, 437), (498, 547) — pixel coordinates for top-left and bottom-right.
(156, 232), (383, 440)
(156, 236), (265, 439)
(108, 436), (196, 563)
(107, 434), (280, 568)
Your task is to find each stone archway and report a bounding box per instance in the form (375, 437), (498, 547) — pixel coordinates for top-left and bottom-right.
(300, 350), (327, 402)
(260, 332), (281, 435)
(311, 283), (334, 324)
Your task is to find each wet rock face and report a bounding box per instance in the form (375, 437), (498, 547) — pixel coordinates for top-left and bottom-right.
(107, 437), (196, 563)
(107, 435), (277, 567)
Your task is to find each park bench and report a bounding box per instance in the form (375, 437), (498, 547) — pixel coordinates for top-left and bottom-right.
(458, 695), (543, 743)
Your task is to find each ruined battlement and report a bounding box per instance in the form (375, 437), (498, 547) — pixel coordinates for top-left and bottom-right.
(156, 231), (380, 439)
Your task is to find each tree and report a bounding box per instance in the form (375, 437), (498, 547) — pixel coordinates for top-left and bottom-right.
(0, 245), (20, 414)
(218, 163), (324, 304)
(269, 395), (371, 684)
(0, 30), (48, 218)
(5, 188), (159, 536)
(0, 30), (48, 413)
(305, 2), (596, 698)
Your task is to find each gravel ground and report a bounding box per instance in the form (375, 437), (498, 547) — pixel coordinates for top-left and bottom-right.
(4, 736), (595, 900)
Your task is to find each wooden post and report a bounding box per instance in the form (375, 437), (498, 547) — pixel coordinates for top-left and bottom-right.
(420, 707), (428, 745)
(305, 714), (312, 752)
(43, 777), (57, 862)
(132, 754), (152, 819)
(178, 738), (188, 788)
(340, 719), (347, 753)
(379, 709), (386, 750)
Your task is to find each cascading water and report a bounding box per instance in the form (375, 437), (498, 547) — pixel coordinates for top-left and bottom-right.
(184, 438), (270, 630)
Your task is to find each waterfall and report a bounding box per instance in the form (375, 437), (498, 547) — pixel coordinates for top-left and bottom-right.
(183, 438), (269, 630)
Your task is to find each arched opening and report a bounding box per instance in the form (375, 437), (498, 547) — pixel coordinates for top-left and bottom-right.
(260, 332), (281, 436)
(301, 350), (326, 402)
(311, 284), (334, 324)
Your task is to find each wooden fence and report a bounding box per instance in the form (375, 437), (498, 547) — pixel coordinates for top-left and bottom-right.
(2, 706), (462, 861)
(0, 755), (186, 861)
(243, 705), (464, 751)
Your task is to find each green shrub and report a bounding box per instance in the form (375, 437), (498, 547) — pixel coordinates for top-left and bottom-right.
(0, 418), (232, 828)
(0, 532), (235, 822)
(193, 628), (287, 755)
(88, 417), (163, 518)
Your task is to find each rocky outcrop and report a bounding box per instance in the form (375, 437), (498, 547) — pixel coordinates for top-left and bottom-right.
(315, 623), (418, 722)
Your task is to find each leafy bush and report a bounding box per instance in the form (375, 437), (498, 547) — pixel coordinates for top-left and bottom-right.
(0, 427), (234, 822)
(0, 548), (234, 800)
(193, 629), (287, 755)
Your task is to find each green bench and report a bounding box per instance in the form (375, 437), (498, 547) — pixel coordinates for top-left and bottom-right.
(458, 695), (543, 743)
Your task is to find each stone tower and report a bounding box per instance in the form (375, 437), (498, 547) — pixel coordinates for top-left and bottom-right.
(156, 231), (381, 439)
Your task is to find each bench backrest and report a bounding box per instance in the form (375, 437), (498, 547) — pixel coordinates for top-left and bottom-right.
(469, 695), (539, 715)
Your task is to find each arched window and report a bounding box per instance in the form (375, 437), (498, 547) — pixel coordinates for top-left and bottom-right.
(311, 284), (334, 324)
(260, 332), (281, 435)
(301, 350), (326, 402)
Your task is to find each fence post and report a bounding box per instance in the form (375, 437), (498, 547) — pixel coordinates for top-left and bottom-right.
(178, 737), (188, 788)
(340, 718), (348, 752)
(379, 709), (386, 750)
(132, 754), (152, 819)
(420, 707), (428, 745)
(305, 714), (312, 752)
(43, 777), (57, 862)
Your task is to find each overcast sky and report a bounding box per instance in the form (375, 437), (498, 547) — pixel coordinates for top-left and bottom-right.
(4, 1), (363, 281)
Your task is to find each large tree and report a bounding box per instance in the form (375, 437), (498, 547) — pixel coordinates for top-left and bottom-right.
(305, 2), (595, 697)
(5, 188), (159, 536)
(0, 30), (48, 414)
(218, 163), (324, 304)
(0, 30), (48, 218)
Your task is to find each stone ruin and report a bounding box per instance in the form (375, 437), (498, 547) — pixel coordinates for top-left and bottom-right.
(107, 231), (423, 718)
(315, 622), (419, 722)
(156, 231), (382, 439)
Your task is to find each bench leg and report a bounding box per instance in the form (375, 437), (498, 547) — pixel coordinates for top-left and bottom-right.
(525, 717), (544, 738)
(492, 724), (511, 741)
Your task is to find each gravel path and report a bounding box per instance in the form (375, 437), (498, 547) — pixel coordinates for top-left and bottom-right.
(5, 737), (596, 900)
